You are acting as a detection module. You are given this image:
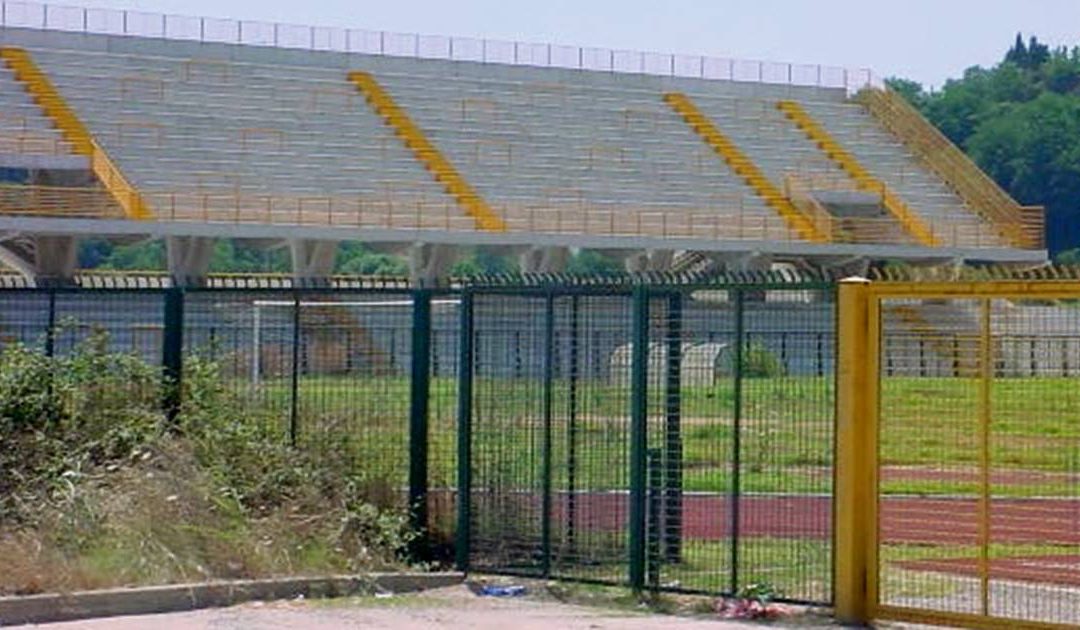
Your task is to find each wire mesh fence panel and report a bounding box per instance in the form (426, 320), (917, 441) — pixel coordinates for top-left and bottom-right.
(549, 293), (633, 583)
(733, 287), (834, 603)
(986, 298), (1080, 625)
(461, 280), (836, 603)
(647, 290), (739, 595)
(0, 290), (52, 351)
(428, 291), (461, 555)
(0, 276), (842, 594)
(182, 289), (416, 512)
(183, 290), (298, 443)
(294, 291), (415, 508)
(0, 289), (168, 441)
(877, 292), (1080, 627)
(467, 292), (553, 576)
(878, 297), (984, 615)
(55, 291), (167, 417)
(51, 291), (165, 362)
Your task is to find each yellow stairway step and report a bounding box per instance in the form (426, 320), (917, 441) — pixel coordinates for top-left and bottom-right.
(348, 70), (505, 232)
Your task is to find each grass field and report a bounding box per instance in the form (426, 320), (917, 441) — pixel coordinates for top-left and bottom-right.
(239, 374), (1079, 497)
(224, 370), (1077, 608)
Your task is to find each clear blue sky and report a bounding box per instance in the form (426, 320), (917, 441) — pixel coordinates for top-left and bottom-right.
(65, 0), (1080, 88)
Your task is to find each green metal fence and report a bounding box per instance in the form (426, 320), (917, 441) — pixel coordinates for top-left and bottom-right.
(0, 272), (838, 604)
(456, 274), (837, 604)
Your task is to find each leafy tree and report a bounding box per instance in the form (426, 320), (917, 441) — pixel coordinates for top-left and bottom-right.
(885, 78), (927, 110)
(1054, 248), (1080, 265)
(97, 240), (165, 270)
(335, 243), (408, 275)
(1005, 34), (1051, 70)
(566, 250), (622, 274)
(448, 249), (516, 276)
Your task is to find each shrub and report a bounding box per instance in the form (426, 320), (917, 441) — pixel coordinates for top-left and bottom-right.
(0, 330), (163, 524)
(740, 343), (787, 378)
(0, 338), (414, 594)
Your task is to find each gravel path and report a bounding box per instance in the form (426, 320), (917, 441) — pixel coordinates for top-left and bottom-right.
(15, 585), (778, 629)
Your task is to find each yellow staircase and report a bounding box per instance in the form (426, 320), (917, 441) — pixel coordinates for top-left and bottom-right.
(776, 100), (939, 247)
(856, 87), (1043, 249)
(348, 71), (505, 232)
(663, 92), (826, 243)
(0, 47), (151, 220)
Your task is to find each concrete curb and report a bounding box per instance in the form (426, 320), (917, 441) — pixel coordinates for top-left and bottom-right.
(0, 572), (463, 626)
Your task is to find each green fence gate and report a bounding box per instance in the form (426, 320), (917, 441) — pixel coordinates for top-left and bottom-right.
(455, 274), (837, 604)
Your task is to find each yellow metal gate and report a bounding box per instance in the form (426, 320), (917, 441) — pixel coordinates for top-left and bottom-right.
(836, 278), (1080, 629)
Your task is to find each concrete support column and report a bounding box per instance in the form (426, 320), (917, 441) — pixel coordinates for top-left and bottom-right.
(289, 239), (339, 281)
(166, 236), (215, 286)
(408, 243), (458, 287)
(0, 234), (77, 286)
(834, 258), (870, 280)
(623, 249), (674, 273)
(518, 246), (570, 274)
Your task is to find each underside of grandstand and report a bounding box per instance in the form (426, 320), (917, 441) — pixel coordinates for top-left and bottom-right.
(0, 5), (1047, 284)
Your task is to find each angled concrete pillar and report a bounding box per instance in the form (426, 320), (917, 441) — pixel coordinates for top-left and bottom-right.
(818, 256), (870, 281)
(518, 246), (570, 274)
(0, 235), (77, 286)
(623, 249), (675, 273)
(408, 243), (459, 287)
(166, 236), (215, 286)
(711, 251), (769, 273)
(290, 239), (339, 281)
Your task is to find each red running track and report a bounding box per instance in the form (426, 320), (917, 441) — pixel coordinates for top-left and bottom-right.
(898, 555), (1080, 587)
(457, 492), (1080, 545)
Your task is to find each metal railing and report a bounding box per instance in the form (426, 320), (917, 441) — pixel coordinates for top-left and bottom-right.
(0, 184), (1025, 248)
(0, 131), (70, 154)
(0, 0), (880, 93)
(856, 86), (1045, 249)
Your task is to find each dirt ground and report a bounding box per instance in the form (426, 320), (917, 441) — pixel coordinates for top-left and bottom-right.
(16, 584), (811, 629)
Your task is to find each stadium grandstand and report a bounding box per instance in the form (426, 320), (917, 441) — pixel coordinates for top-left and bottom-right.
(0, 1), (1047, 285)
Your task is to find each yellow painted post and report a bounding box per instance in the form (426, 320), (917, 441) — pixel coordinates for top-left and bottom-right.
(835, 277), (879, 624)
(977, 298), (993, 615)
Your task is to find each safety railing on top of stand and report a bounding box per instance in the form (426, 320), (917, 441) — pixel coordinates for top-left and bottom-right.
(0, 0), (880, 94)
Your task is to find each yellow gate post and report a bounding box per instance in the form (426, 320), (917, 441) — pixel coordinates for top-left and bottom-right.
(835, 277), (879, 623)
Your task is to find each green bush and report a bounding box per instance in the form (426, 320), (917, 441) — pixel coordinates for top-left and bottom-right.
(740, 343), (787, 378)
(0, 330), (163, 523)
(0, 336), (413, 594)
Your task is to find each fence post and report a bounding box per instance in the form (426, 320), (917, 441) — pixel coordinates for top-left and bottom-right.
(646, 447), (662, 591)
(289, 293), (300, 447)
(409, 288), (433, 558)
(161, 287), (184, 427)
(44, 288), (57, 358)
(567, 294), (580, 555)
(663, 291), (683, 563)
(454, 289), (474, 572)
(835, 278), (878, 624)
(730, 288), (745, 594)
(628, 285), (649, 591)
(541, 291), (555, 577)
